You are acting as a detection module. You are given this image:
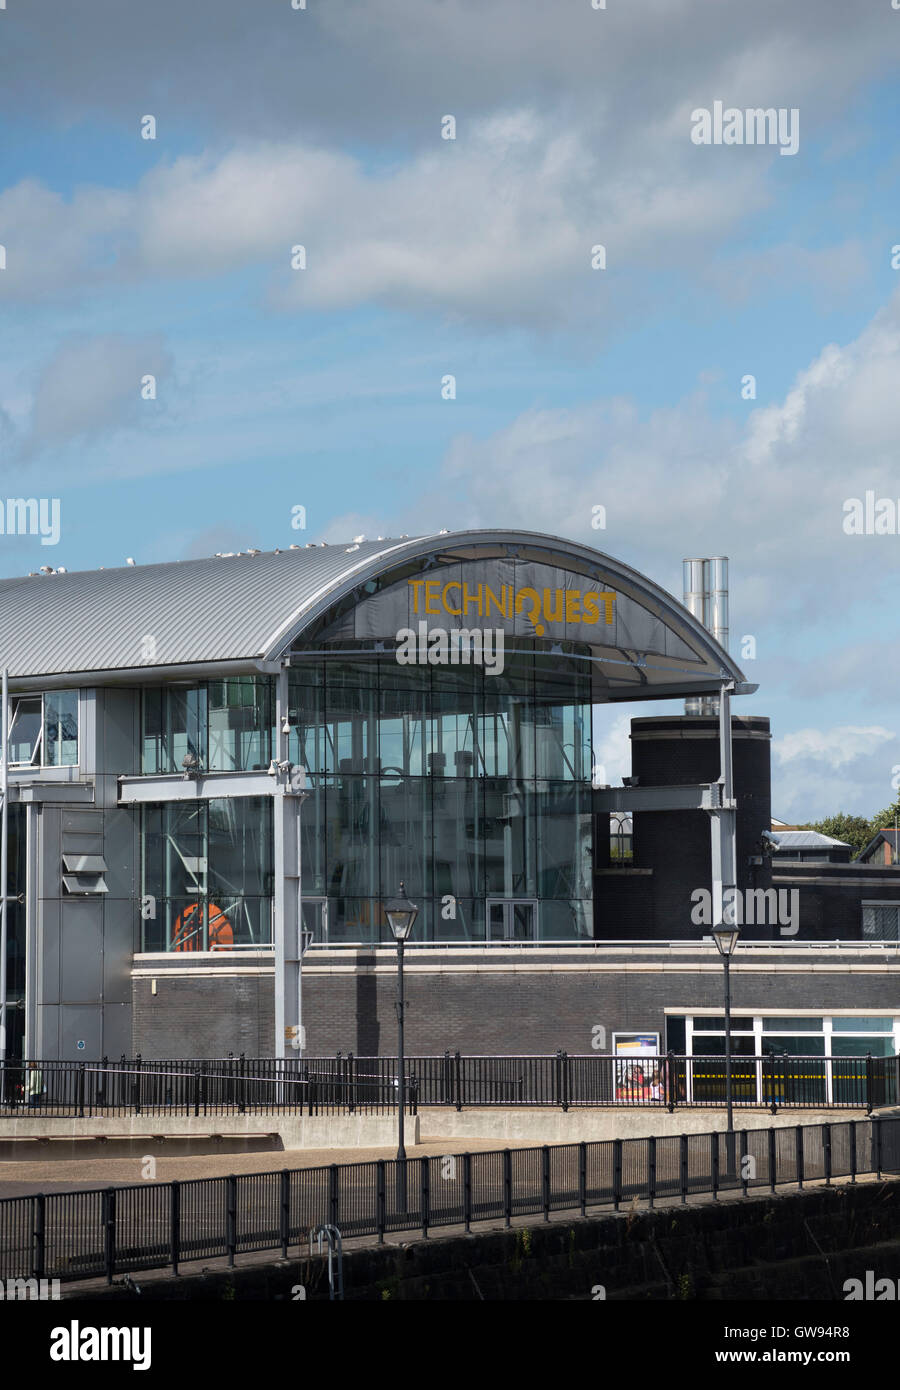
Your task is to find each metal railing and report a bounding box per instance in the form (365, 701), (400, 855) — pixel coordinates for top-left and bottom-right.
(0, 1116), (896, 1287)
(1, 1052), (897, 1116)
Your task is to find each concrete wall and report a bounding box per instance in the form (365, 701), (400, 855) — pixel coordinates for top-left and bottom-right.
(77, 1181), (900, 1302)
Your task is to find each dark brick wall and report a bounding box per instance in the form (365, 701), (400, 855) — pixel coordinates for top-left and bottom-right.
(132, 958), (900, 1058)
(133, 975), (274, 1057)
(773, 864), (900, 940)
(595, 715), (772, 940)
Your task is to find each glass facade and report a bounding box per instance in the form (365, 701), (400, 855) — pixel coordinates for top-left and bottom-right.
(286, 649), (594, 942)
(140, 797), (273, 951)
(141, 678), (273, 774)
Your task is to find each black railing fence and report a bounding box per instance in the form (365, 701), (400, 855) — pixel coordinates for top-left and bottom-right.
(0, 1116), (897, 1287)
(0, 1052), (897, 1118)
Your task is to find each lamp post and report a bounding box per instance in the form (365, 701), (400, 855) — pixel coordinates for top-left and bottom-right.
(712, 924), (740, 1177)
(385, 882), (418, 1210)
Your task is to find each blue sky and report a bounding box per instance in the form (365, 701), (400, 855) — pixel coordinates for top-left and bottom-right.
(2, 0), (900, 822)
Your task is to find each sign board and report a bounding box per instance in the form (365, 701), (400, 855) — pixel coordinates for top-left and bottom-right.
(344, 558), (697, 661)
(613, 1032), (660, 1057)
(612, 1032), (661, 1102)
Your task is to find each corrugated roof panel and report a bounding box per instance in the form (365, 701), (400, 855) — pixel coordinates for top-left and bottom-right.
(0, 540), (412, 677)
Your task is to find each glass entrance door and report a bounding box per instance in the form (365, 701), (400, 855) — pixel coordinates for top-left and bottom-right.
(486, 898), (538, 941)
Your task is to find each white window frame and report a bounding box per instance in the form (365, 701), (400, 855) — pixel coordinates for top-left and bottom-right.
(7, 690), (79, 769)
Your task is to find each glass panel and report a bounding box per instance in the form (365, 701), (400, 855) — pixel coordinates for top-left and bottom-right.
(692, 1017), (754, 1032)
(831, 1016), (895, 1032)
(431, 896), (485, 942)
(328, 896), (384, 944)
(43, 690), (78, 766)
(761, 1035), (826, 1056)
(610, 813), (633, 862)
(141, 686), (206, 774)
(483, 780), (535, 897)
(762, 1018), (823, 1032)
(290, 680), (328, 777)
(480, 692), (534, 778)
(329, 776), (379, 898)
(536, 781), (592, 900)
(207, 677), (273, 772)
(300, 898), (326, 944)
(8, 698), (42, 765)
(511, 902), (535, 940)
(142, 688), (163, 774)
(830, 1035), (895, 1057)
(298, 779), (328, 896)
(430, 777), (481, 901)
(487, 901), (506, 941)
(666, 1016), (687, 1054)
(327, 683), (378, 774)
(141, 798), (273, 949)
(428, 687), (479, 777)
(538, 898), (592, 939)
(379, 685), (426, 778)
(690, 1035), (757, 1055)
(862, 904), (900, 940)
(379, 773), (429, 899)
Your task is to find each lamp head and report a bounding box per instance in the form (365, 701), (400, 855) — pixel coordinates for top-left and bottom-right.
(385, 881), (418, 942)
(712, 926), (741, 957)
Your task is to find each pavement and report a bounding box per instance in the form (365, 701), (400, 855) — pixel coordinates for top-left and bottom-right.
(0, 1136), (506, 1197)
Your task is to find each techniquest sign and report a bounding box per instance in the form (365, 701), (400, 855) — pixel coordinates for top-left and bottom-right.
(406, 577), (616, 635)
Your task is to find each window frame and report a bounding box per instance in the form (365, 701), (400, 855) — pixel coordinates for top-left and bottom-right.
(7, 690), (79, 770)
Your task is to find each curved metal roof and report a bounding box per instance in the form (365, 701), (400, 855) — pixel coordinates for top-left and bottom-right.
(0, 529), (751, 693)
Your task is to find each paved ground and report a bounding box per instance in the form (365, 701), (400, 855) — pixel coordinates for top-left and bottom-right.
(0, 1137), (506, 1197)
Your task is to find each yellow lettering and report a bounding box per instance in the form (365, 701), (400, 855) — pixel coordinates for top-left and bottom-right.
(581, 592), (599, 624)
(462, 581), (483, 617)
(442, 581), (462, 616)
(484, 585), (506, 618)
(425, 580), (441, 614)
(408, 579), (425, 614)
(515, 586), (544, 635)
(565, 590), (582, 623)
(598, 591), (615, 623)
(542, 588), (564, 623)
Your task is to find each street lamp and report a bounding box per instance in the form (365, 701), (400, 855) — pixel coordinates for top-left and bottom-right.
(712, 924), (740, 1176)
(385, 882), (418, 1209)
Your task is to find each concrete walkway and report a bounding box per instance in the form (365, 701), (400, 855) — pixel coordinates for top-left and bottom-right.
(0, 1137), (504, 1197)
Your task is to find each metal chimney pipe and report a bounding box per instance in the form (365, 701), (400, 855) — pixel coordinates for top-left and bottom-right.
(708, 557), (729, 655)
(683, 556), (729, 715)
(683, 559), (708, 716)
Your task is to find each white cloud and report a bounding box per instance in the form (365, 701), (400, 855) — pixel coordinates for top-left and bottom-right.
(24, 334), (174, 451)
(773, 726), (894, 770)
